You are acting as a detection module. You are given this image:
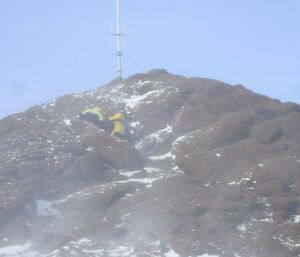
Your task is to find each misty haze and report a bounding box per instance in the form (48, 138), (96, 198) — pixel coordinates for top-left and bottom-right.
(1, 1), (300, 257)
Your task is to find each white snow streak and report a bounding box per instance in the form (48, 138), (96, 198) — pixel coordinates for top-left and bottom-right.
(149, 151), (175, 161)
(164, 248), (180, 257)
(0, 242), (33, 256)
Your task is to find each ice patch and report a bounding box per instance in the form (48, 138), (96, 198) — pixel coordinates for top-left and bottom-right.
(35, 200), (60, 217)
(258, 163), (264, 167)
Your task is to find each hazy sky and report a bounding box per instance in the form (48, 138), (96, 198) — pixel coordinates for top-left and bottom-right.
(1, 0), (300, 118)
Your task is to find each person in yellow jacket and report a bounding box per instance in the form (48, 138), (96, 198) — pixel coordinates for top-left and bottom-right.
(80, 108), (132, 141)
(108, 112), (131, 141)
(79, 107), (112, 132)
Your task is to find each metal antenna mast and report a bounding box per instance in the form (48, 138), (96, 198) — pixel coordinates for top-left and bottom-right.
(112, 0), (126, 79)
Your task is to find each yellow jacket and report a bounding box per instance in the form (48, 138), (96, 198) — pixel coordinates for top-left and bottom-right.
(108, 112), (124, 121)
(109, 112), (126, 136)
(82, 107), (105, 121)
(111, 120), (125, 136)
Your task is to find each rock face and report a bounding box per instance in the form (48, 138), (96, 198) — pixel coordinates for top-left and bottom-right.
(0, 70), (299, 257)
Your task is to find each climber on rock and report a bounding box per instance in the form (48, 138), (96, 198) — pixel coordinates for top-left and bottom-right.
(79, 107), (112, 132)
(79, 108), (133, 142)
(108, 112), (132, 141)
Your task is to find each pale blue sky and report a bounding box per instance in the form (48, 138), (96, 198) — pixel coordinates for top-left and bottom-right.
(1, 0), (300, 118)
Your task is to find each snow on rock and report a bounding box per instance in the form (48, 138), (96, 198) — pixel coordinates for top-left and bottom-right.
(196, 254), (220, 257)
(236, 224), (247, 232)
(63, 119), (72, 127)
(100, 80), (171, 111)
(107, 245), (135, 257)
(164, 248), (180, 257)
(144, 124), (173, 143)
(136, 124), (174, 149)
(123, 176), (163, 188)
(0, 242), (33, 256)
(35, 200), (60, 217)
(118, 167), (165, 188)
(149, 151), (176, 161)
(130, 121), (141, 128)
(288, 215), (300, 224)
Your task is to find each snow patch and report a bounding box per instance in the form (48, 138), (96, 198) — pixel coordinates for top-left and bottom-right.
(149, 151), (175, 161)
(138, 124), (173, 147)
(83, 248), (105, 255)
(196, 255), (219, 257)
(119, 170), (141, 178)
(123, 89), (166, 109)
(274, 234), (300, 251)
(147, 124), (173, 142)
(108, 245), (135, 257)
(237, 224), (247, 232)
(164, 248), (180, 257)
(86, 146), (95, 152)
(35, 200), (60, 217)
(121, 213), (131, 221)
(172, 135), (188, 146)
(236, 173), (253, 185)
(63, 119), (72, 127)
(228, 181), (237, 186)
(121, 177), (163, 188)
(115, 222), (125, 228)
(130, 121), (141, 128)
(289, 215), (300, 224)
(0, 242), (33, 256)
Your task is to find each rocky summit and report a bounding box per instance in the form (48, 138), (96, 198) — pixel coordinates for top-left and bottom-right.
(0, 69), (299, 257)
